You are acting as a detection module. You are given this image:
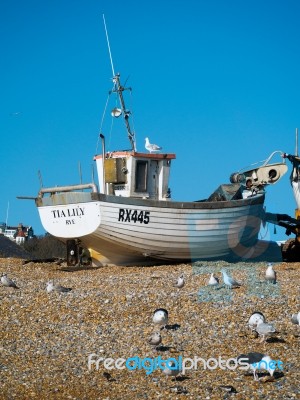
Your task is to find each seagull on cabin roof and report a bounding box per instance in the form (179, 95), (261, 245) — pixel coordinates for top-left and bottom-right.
(145, 137), (162, 153)
(237, 352), (276, 381)
(1, 273), (19, 289)
(265, 263), (277, 284)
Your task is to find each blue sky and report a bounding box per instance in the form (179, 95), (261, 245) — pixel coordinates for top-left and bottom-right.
(1, 0), (300, 242)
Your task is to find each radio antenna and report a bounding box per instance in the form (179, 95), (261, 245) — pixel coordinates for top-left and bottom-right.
(38, 169), (43, 188)
(103, 14), (115, 77)
(102, 14), (137, 152)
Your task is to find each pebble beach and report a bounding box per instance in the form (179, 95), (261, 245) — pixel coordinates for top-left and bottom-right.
(1, 258), (300, 400)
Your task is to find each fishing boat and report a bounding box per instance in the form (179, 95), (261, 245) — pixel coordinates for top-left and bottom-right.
(18, 19), (288, 266)
(22, 64), (287, 266)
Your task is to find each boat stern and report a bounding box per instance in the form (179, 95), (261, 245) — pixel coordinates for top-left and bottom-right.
(35, 184), (101, 238)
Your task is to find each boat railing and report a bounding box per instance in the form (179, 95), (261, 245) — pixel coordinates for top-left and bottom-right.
(38, 183), (99, 198)
(239, 151), (286, 173)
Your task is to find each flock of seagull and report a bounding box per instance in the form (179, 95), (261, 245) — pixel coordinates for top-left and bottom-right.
(146, 263), (299, 382)
(133, 136), (295, 384)
(0, 274), (72, 293)
(1, 261), (299, 384)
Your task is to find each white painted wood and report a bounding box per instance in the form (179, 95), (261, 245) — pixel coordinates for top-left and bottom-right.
(37, 190), (265, 265)
(38, 202), (101, 238)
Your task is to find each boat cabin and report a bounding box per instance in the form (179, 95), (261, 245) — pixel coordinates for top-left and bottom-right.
(94, 151), (176, 200)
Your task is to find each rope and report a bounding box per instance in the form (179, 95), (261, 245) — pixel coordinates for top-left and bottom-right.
(259, 222), (269, 240)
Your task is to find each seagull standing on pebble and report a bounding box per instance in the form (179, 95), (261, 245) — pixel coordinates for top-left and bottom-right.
(1, 273), (19, 289)
(221, 269), (241, 289)
(145, 137), (162, 153)
(291, 312), (300, 325)
(255, 319), (276, 342)
(208, 273), (219, 287)
(162, 360), (181, 380)
(46, 280), (72, 293)
(237, 352), (276, 381)
(148, 331), (162, 349)
(174, 274), (185, 289)
(153, 308), (168, 330)
(248, 312), (266, 331)
(265, 263), (277, 284)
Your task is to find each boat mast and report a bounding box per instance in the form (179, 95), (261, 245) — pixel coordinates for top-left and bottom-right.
(103, 15), (137, 152)
(111, 74), (136, 151)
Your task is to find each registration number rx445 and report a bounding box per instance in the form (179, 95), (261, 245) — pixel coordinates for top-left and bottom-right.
(118, 208), (150, 224)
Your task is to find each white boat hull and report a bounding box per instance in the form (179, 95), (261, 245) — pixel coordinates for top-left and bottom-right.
(37, 191), (265, 266)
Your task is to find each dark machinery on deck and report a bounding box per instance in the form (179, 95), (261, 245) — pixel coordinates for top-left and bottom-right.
(265, 150), (300, 261)
(265, 210), (300, 261)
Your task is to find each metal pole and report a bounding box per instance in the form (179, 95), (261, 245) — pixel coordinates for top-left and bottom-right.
(100, 134), (106, 194)
(78, 161), (82, 185)
(113, 74), (136, 151)
(5, 201), (9, 228)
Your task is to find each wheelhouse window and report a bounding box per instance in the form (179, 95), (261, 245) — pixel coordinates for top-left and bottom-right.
(135, 161), (148, 192)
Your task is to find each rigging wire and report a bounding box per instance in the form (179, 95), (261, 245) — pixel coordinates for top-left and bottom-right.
(127, 87), (137, 150)
(107, 115), (114, 151)
(96, 93), (110, 154)
(107, 93), (119, 150)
